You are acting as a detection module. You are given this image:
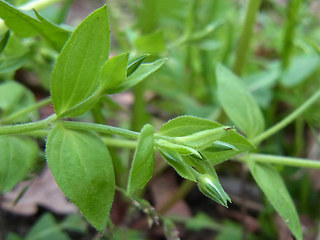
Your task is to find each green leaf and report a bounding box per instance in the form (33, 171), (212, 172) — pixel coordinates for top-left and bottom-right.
(202, 134), (254, 165)
(0, 81), (38, 123)
(157, 115), (254, 164)
(184, 212), (220, 231)
(248, 160), (302, 240)
(281, 55), (320, 87)
(9, 87), (39, 123)
(133, 31), (166, 55)
(0, 0), (70, 51)
(114, 58), (167, 93)
(46, 125), (115, 232)
(0, 54), (28, 74)
(244, 66), (280, 108)
(182, 154), (214, 175)
(159, 147), (196, 182)
(216, 221), (243, 240)
(157, 115), (221, 137)
(127, 54), (150, 76)
(0, 136), (38, 192)
(5, 233), (23, 240)
(25, 213), (70, 240)
(0, 81), (24, 114)
(0, 30), (10, 54)
(216, 64), (265, 139)
(99, 52), (129, 94)
(60, 215), (87, 234)
(50, 6), (109, 117)
(127, 124), (154, 194)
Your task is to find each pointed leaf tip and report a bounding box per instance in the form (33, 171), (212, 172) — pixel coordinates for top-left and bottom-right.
(46, 126), (115, 232)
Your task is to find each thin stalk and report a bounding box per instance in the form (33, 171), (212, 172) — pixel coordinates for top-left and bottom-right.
(0, 114), (56, 135)
(20, 130), (49, 138)
(102, 137), (138, 149)
(281, 0), (302, 70)
(252, 89), (320, 145)
(232, 0), (261, 76)
(241, 153), (320, 169)
(1, 97), (51, 124)
(61, 121), (140, 139)
(0, 0), (66, 34)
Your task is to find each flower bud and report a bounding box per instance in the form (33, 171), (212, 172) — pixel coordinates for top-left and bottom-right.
(156, 139), (201, 158)
(174, 127), (234, 151)
(197, 174), (231, 207)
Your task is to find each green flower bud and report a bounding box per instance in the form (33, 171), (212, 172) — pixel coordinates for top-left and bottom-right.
(156, 139), (202, 158)
(197, 174), (231, 207)
(174, 127), (234, 151)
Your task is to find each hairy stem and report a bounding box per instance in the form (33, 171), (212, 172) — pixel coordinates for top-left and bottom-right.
(0, 114), (56, 135)
(61, 121), (140, 139)
(232, 0), (261, 76)
(252, 89), (320, 145)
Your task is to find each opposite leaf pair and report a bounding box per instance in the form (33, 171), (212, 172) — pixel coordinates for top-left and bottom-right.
(50, 6), (166, 119)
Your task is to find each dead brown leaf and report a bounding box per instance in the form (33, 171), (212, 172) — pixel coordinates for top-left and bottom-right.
(2, 167), (77, 216)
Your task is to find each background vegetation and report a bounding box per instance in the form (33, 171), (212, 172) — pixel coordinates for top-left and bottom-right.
(1, 0), (320, 239)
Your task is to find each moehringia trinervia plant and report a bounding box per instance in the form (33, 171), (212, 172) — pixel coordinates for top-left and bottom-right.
(0, 4), (252, 234)
(1, 1), (320, 239)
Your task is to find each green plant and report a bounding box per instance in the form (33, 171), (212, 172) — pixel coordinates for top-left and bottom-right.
(1, 0), (320, 239)
(6, 213), (87, 240)
(0, 2), (252, 236)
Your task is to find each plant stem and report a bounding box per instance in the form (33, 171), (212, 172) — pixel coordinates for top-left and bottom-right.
(281, 0), (302, 70)
(1, 97), (51, 124)
(241, 153), (320, 169)
(0, 0), (66, 35)
(102, 137), (138, 149)
(20, 130), (49, 138)
(61, 121), (140, 139)
(252, 89), (320, 145)
(0, 114), (56, 135)
(232, 0), (261, 76)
